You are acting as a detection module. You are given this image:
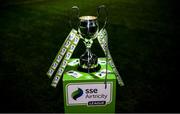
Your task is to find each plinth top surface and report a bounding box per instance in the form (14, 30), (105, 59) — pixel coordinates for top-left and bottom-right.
(63, 58), (116, 81)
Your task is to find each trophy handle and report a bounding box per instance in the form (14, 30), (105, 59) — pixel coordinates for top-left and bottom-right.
(72, 6), (80, 18)
(70, 6), (80, 30)
(97, 5), (108, 30)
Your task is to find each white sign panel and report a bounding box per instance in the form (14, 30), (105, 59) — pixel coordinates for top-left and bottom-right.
(66, 82), (113, 106)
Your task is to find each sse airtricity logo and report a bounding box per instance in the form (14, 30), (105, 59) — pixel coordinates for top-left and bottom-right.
(67, 83), (112, 106)
(71, 88), (83, 100)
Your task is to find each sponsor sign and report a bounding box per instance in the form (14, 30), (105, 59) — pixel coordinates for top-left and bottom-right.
(66, 82), (113, 106)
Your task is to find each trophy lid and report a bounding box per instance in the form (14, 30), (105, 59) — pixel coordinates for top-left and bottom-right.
(79, 16), (97, 21)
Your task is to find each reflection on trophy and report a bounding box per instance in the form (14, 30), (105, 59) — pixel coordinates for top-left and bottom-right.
(71, 6), (107, 73)
(78, 16), (100, 72)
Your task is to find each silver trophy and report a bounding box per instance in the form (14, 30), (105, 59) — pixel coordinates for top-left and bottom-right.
(71, 5), (107, 73)
(47, 5), (124, 88)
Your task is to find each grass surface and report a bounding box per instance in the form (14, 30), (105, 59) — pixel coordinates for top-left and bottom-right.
(0, 0), (177, 112)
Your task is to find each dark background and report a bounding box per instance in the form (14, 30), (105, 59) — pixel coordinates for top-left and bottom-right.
(0, 0), (178, 113)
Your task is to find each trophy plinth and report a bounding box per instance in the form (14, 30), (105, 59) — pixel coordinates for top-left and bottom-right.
(77, 16), (101, 72)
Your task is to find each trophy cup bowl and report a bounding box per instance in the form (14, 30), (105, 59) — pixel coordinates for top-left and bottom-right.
(77, 16), (101, 72)
(79, 16), (98, 39)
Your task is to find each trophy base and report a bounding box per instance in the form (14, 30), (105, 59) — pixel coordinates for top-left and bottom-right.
(77, 64), (101, 73)
(78, 48), (101, 73)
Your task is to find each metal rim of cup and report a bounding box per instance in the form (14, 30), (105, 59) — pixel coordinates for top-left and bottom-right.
(79, 16), (97, 21)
